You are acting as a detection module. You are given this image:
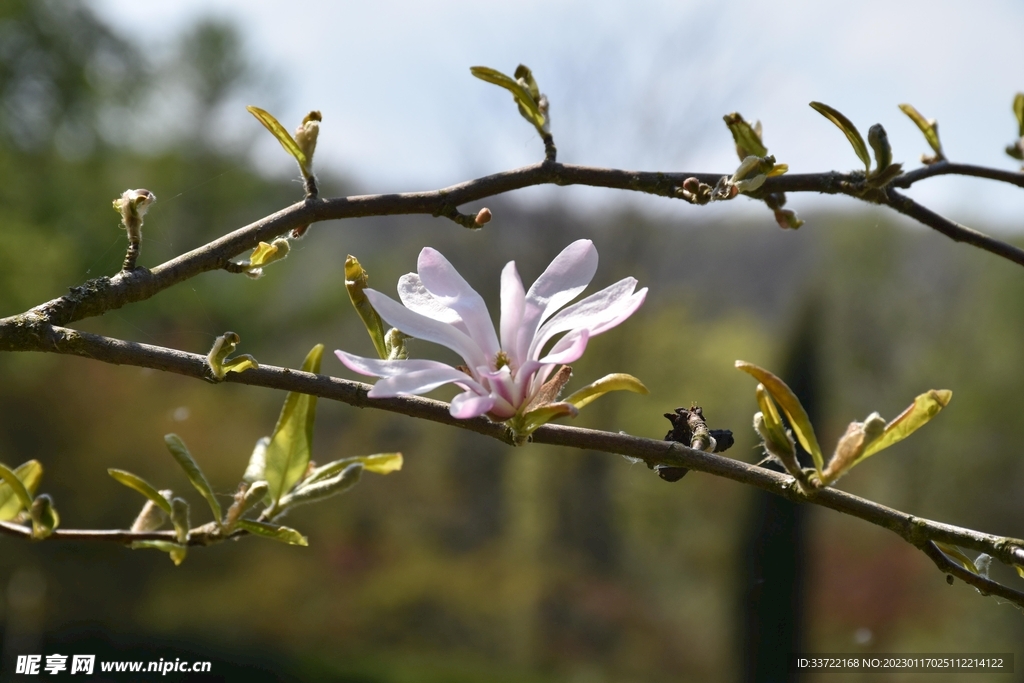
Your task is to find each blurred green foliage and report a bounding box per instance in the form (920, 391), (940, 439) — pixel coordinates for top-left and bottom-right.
(1, 3), (1024, 682)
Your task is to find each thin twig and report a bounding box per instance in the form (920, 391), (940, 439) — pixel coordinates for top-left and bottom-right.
(14, 162), (1024, 329)
(893, 162), (1024, 190)
(4, 322), (1024, 606)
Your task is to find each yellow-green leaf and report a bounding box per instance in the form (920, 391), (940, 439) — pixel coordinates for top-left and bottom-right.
(1016, 564), (1024, 580)
(736, 361), (825, 472)
(246, 105), (309, 175)
(514, 64), (540, 102)
(470, 66), (545, 131)
(755, 384), (793, 456)
(809, 101), (871, 172)
(898, 103), (943, 158)
(935, 541), (979, 574)
(1014, 93), (1024, 137)
(108, 469), (173, 515)
(30, 494), (59, 539)
(0, 462), (34, 520)
(237, 519), (308, 546)
(867, 123), (892, 173)
(264, 344), (324, 506)
(519, 401), (578, 435)
(345, 256), (388, 359)
(169, 497), (190, 544)
(0, 460), (42, 521)
(859, 389), (952, 460)
(164, 434), (222, 524)
(131, 541), (188, 566)
(305, 453), (403, 485)
(723, 112), (768, 159)
(564, 373), (649, 411)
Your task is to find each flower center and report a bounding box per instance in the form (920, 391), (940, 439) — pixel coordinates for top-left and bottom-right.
(493, 350), (511, 371)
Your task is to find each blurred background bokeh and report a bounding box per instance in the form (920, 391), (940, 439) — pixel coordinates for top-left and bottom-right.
(1, 1), (1023, 681)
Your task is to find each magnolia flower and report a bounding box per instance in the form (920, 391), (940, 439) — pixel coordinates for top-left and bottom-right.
(336, 239), (647, 430)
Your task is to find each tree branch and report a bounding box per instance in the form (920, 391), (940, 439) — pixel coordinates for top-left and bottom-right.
(16, 161), (1024, 332)
(4, 322), (1023, 607)
(893, 162), (1024, 190)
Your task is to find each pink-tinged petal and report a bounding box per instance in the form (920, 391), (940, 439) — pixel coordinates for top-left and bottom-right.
(397, 273), (468, 334)
(499, 261), (525, 361)
(477, 364), (521, 409)
(449, 391), (496, 419)
(515, 239), (598, 361)
(416, 248), (500, 358)
(364, 288), (487, 368)
(370, 366), (484, 397)
(528, 279), (645, 359)
(515, 329), (591, 397)
(335, 350), (453, 378)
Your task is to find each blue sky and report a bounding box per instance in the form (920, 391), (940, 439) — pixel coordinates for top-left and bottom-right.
(93, 0), (1024, 228)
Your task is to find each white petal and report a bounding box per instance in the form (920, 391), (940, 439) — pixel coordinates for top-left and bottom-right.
(516, 239), (598, 362)
(528, 279), (645, 359)
(416, 247), (500, 358)
(449, 391), (496, 419)
(499, 261), (525, 360)
(397, 273), (467, 334)
(364, 288), (487, 368)
(335, 350), (453, 378)
(335, 351), (484, 396)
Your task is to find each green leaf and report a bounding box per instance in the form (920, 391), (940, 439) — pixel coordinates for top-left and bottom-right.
(264, 344), (324, 506)
(0, 462), (34, 519)
(1016, 564), (1024, 580)
(345, 256), (388, 359)
(246, 105), (309, 175)
(514, 64), (541, 102)
(564, 373), (649, 410)
(736, 360), (825, 472)
(723, 112), (768, 159)
(0, 460), (43, 521)
(518, 402), (578, 436)
(809, 101), (871, 172)
(935, 541), (979, 574)
(470, 66), (545, 132)
(859, 389), (952, 460)
(131, 541), (188, 566)
(237, 519), (308, 546)
(30, 494), (59, 539)
(754, 384), (794, 458)
(170, 497), (190, 545)
(1014, 93), (1024, 137)
(108, 469), (173, 515)
(305, 452), (403, 485)
(280, 463), (363, 509)
(898, 103), (943, 158)
(867, 124), (892, 173)
(243, 437), (269, 484)
(164, 434), (222, 524)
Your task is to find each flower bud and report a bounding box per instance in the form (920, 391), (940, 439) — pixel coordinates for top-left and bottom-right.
(294, 111), (321, 172)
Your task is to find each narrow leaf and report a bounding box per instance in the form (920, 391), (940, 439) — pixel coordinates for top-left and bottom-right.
(237, 519), (308, 546)
(243, 437), (269, 483)
(108, 469), (173, 515)
(305, 452), (403, 485)
(30, 494), (59, 539)
(520, 402), (579, 435)
(564, 373), (649, 411)
(246, 105), (308, 173)
(859, 389), (952, 460)
(470, 66), (545, 131)
(809, 101), (871, 171)
(0, 462), (34, 518)
(723, 112), (768, 158)
(164, 434), (223, 524)
(345, 256), (388, 359)
(131, 540), (188, 565)
(736, 361), (824, 471)
(755, 384), (793, 457)
(898, 103), (943, 157)
(280, 463), (363, 509)
(867, 124), (892, 172)
(514, 64), (541, 101)
(263, 344), (324, 505)
(935, 541), (979, 574)
(1014, 93), (1024, 137)
(170, 497), (190, 544)
(0, 460), (43, 521)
